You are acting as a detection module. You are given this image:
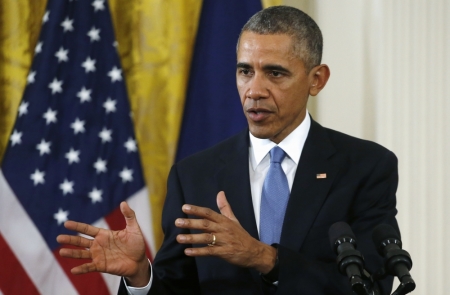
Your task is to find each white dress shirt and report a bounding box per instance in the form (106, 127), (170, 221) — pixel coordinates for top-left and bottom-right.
(249, 112), (310, 233)
(126, 112), (311, 294)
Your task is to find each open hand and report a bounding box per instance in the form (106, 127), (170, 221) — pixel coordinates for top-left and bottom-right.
(56, 202), (150, 286)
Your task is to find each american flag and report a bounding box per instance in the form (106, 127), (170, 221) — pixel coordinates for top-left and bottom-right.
(0, 0), (155, 294)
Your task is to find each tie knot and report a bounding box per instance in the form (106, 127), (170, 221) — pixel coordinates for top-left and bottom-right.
(269, 146), (286, 163)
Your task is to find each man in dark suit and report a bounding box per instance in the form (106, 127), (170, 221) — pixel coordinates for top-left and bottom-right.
(58, 6), (399, 294)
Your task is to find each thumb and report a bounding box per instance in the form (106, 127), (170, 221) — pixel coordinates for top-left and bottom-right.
(120, 201), (139, 229)
(217, 191), (238, 222)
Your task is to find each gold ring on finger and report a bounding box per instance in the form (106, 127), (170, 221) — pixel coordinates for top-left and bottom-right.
(207, 233), (216, 246)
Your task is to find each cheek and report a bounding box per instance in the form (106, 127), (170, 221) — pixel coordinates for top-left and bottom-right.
(240, 97), (246, 107)
(237, 89), (249, 108)
(236, 78), (247, 94)
(274, 91), (306, 115)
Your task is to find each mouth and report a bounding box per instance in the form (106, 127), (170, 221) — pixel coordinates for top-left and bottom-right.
(246, 107), (273, 122)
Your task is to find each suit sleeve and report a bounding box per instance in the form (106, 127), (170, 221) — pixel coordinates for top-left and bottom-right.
(276, 150), (399, 294)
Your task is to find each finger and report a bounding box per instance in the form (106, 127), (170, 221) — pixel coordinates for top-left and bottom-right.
(59, 248), (92, 260)
(216, 191), (238, 222)
(120, 201), (139, 229)
(64, 220), (100, 237)
(57, 234), (93, 248)
(181, 204), (222, 222)
(175, 217), (219, 232)
(177, 233), (216, 245)
(71, 262), (98, 275)
(184, 246), (216, 257)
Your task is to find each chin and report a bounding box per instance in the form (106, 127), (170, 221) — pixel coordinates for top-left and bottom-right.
(248, 127), (273, 140)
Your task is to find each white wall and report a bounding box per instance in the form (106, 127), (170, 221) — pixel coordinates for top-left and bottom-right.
(286, 1), (450, 294)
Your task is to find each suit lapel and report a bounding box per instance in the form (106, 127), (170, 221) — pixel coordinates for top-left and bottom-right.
(280, 119), (339, 251)
(213, 130), (264, 290)
(214, 129), (259, 240)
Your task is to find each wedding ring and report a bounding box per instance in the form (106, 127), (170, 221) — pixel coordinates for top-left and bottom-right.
(208, 234), (216, 246)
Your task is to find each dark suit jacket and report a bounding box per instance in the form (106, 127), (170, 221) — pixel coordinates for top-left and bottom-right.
(119, 118), (399, 295)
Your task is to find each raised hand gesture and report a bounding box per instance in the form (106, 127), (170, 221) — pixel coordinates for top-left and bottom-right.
(175, 191), (276, 274)
(57, 202), (150, 286)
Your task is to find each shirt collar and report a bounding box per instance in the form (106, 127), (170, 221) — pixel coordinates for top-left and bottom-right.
(249, 111), (311, 168)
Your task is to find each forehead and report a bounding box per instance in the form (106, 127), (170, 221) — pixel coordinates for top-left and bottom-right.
(237, 32), (297, 63)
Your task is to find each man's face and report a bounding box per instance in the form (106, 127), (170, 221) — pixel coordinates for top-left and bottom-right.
(236, 32), (315, 144)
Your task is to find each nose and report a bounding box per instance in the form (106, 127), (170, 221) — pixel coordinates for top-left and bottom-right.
(245, 74), (269, 100)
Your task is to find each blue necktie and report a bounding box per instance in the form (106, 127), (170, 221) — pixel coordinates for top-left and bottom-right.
(260, 146), (290, 245)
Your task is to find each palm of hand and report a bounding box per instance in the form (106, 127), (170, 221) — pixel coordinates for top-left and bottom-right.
(58, 202), (148, 278)
(88, 226), (146, 277)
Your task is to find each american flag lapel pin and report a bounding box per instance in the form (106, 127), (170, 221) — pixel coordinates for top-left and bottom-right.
(316, 173), (327, 179)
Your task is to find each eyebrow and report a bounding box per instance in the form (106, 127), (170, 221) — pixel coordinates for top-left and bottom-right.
(236, 62), (251, 69)
(236, 62), (291, 74)
(262, 64), (291, 74)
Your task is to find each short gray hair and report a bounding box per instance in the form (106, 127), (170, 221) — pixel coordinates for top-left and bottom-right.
(238, 6), (323, 72)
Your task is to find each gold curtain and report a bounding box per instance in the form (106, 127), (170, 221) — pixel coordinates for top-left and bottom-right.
(108, 0), (202, 248)
(0, 0), (280, 248)
(0, 1), (47, 161)
(262, 0), (282, 7)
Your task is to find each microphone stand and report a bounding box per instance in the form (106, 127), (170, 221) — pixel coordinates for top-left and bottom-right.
(391, 276), (416, 295)
(370, 266), (415, 295)
(356, 268), (380, 295)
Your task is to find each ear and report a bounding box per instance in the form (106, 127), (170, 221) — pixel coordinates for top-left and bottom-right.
(309, 64), (330, 96)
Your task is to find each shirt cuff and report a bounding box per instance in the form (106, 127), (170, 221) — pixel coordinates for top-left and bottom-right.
(123, 259), (153, 295)
(260, 243), (279, 285)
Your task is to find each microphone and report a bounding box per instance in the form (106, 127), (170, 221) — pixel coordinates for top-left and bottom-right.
(372, 224), (415, 295)
(329, 222), (369, 295)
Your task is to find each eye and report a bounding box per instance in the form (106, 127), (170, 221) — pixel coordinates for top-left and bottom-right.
(238, 68), (253, 76)
(271, 71), (282, 77)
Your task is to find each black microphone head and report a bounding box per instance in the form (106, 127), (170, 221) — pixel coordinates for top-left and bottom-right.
(329, 222), (356, 253)
(372, 224), (402, 255)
